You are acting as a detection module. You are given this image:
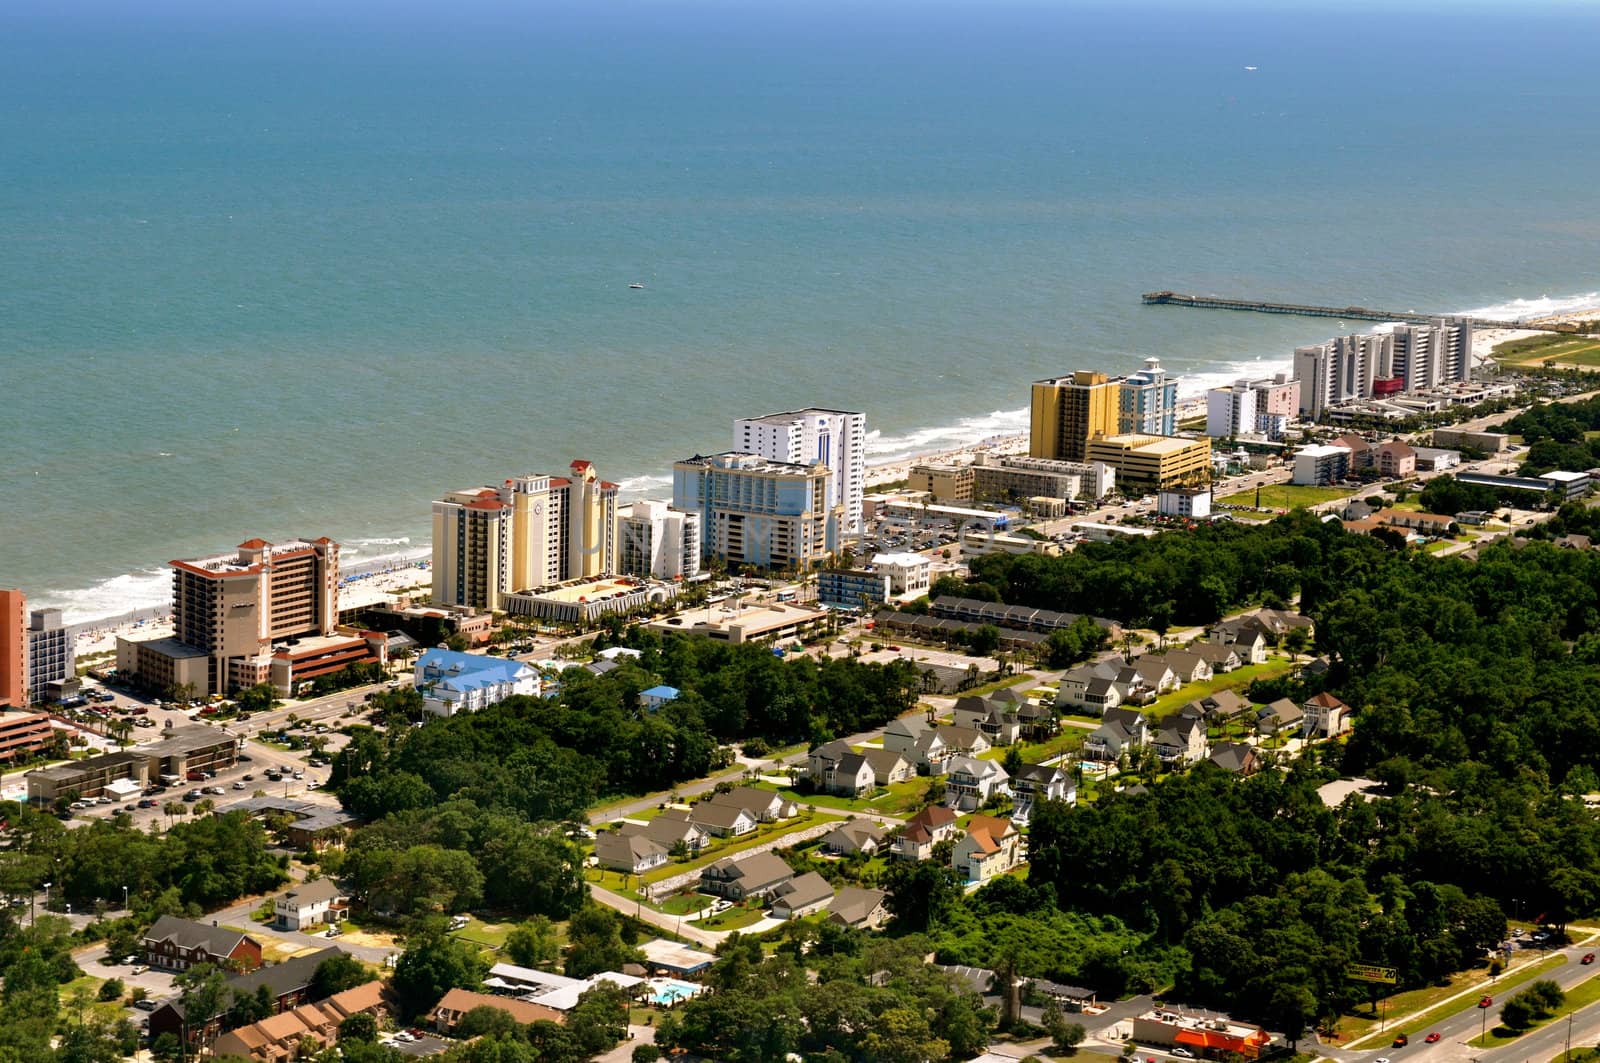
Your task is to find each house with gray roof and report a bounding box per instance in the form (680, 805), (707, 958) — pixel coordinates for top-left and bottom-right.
(1189, 641), (1242, 673)
(687, 802), (757, 838)
(700, 852), (794, 901)
(595, 831), (668, 875)
(143, 915), (263, 973)
(618, 814), (709, 855)
(827, 887), (889, 930)
(1256, 698), (1304, 735)
(770, 872), (835, 920)
(821, 820), (886, 856)
(863, 749), (913, 786)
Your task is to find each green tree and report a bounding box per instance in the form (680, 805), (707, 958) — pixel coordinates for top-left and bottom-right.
(311, 952), (370, 999)
(392, 928), (489, 1019)
(505, 916), (560, 969)
(563, 904), (641, 978)
(337, 1012), (379, 1044)
(173, 964), (230, 1053)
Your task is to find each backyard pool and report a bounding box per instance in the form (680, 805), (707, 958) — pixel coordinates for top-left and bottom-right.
(646, 977), (703, 1007)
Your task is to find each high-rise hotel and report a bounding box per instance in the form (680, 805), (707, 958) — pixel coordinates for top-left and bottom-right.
(431, 460), (619, 611)
(733, 408), (866, 533)
(1293, 318), (1473, 418)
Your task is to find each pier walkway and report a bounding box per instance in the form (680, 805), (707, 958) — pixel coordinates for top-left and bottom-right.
(1141, 290), (1583, 333)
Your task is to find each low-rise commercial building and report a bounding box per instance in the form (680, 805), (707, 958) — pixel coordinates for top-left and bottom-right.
(211, 981), (386, 1063)
(273, 879), (349, 932)
(1132, 1009), (1272, 1059)
(1291, 444), (1351, 486)
(967, 453), (1115, 503)
(1085, 434), (1212, 491)
(143, 915), (263, 973)
(413, 649), (540, 717)
(503, 575), (671, 625)
(1158, 488), (1212, 519)
(25, 725), (239, 803)
(646, 601), (829, 645)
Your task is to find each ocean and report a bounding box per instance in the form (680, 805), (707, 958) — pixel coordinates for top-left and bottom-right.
(3, 0), (1599, 621)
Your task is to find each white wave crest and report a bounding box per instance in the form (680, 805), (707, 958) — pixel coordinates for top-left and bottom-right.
(866, 407), (1031, 466)
(1455, 291), (1600, 323)
(615, 474), (673, 499)
(30, 568), (174, 625)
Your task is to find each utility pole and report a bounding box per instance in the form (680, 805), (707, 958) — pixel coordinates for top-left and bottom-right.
(1566, 1011), (1574, 1063)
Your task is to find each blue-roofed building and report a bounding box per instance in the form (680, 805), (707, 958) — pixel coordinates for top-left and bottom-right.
(414, 649), (540, 717)
(640, 685), (681, 712)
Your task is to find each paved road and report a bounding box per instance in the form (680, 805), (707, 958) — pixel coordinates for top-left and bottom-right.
(587, 882), (721, 949)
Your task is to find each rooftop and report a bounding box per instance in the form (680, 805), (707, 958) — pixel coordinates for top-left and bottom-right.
(519, 576), (648, 603)
(676, 452), (827, 476)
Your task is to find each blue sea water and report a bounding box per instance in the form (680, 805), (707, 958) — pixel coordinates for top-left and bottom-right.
(3, 0), (1599, 620)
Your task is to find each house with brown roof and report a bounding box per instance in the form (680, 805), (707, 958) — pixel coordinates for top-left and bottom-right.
(1256, 698), (1304, 735)
(707, 786), (797, 823)
(770, 872), (835, 919)
(951, 814), (1021, 883)
(1303, 691), (1353, 738)
(700, 851), (794, 901)
(594, 832), (668, 875)
(1375, 440), (1416, 477)
(1189, 642), (1241, 673)
(864, 748), (913, 786)
(827, 887), (889, 930)
(618, 814), (709, 855)
(430, 988), (564, 1035)
(142, 916), (262, 973)
(1159, 650), (1212, 685)
(892, 804), (961, 861)
(211, 981), (386, 1063)
(687, 802), (757, 838)
(1209, 742), (1261, 776)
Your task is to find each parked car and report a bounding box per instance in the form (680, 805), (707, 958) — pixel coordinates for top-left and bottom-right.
(133, 998), (157, 1011)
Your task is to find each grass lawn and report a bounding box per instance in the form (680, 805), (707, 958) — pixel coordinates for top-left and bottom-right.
(961, 673), (1038, 699)
(978, 729), (1086, 765)
(1216, 484), (1354, 510)
(610, 809), (835, 889)
(1493, 331), (1600, 367)
(1471, 961), (1600, 1048)
(659, 893), (712, 916)
(1339, 954), (1566, 1047)
(695, 902), (767, 931)
(1139, 657), (1294, 720)
(748, 775), (935, 817)
(451, 917), (512, 951)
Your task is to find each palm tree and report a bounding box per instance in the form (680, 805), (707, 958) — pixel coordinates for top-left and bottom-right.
(163, 801), (186, 828)
(194, 799), (215, 816)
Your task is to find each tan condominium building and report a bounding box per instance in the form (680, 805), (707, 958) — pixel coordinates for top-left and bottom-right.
(119, 538), (342, 697)
(1030, 372), (1121, 463)
(432, 460), (619, 611)
(1085, 434), (1212, 492)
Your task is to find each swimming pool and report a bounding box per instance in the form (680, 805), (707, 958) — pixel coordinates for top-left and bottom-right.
(646, 977), (702, 1007)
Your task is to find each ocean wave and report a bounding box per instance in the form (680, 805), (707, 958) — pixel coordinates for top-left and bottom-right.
(866, 408), (1031, 465)
(615, 474), (674, 499)
(1455, 291), (1600, 322)
(1179, 357), (1294, 401)
(346, 536), (412, 547)
(30, 568), (174, 625)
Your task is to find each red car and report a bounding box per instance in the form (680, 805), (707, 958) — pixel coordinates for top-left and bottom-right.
(1478, 996), (1494, 1008)
(1425, 1033), (1441, 1044)
(1584, 953), (1596, 965)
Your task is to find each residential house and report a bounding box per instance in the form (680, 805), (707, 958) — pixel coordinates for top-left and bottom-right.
(1082, 674), (1126, 715)
(1084, 707), (1149, 762)
(944, 756), (1010, 812)
(687, 802), (757, 838)
(707, 786), (797, 822)
(1111, 666), (1157, 706)
(770, 872), (835, 919)
(908, 729), (951, 772)
(1373, 508), (1455, 537)
(1251, 609), (1315, 642)
(1131, 657), (1180, 695)
(1011, 763), (1075, 825)
(1209, 742), (1261, 775)
(817, 751), (875, 798)
(881, 715), (936, 759)
(639, 685), (680, 712)
(864, 749), (913, 787)
(594, 832), (668, 875)
(272, 879), (348, 932)
(148, 946), (344, 1045)
(951, 696), (1023, 747)
(1151, 715), (1207, 767)
(807, 739), (854, 788)
(1057, 660), (1124, 714)
(1256, 697), (1304, 735)
(1015, 701), (1059, 740)
(1375, 440), (1417, 477)
(1303, 691), (1353, 739)
(1189, 641), (1242, 673)
(951, 814), (1021, 883)
(892, 804), (961, 861)
(820, 820), (886, 856)
(1202, 689), (1251, 720)
(1230, 630), (1269, 665)
(431, 989), (564, 1034)
(618, 812), (709, 855)
(827, 887), (889, 930)
(935, 725), (990, 759)
(143, 916), (263, 973)
(413, 649), (540, 717)
(211, 981), (387, 1063)
(1157, 650), (1212, 686)
(700, 851), (795, 901)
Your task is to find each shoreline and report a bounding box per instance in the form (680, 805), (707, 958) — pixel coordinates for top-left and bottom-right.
(42, 303), (1600, 634)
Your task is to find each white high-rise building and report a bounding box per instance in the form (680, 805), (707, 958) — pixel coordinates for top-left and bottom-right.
(734, 408), (866, 533)
(619, 500), (702, 581)
(1293, 319), (1471, 418)
(1206, 375), (1300, 440)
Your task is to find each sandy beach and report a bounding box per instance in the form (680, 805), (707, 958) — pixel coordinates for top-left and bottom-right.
(1471, 308), (1600, 363)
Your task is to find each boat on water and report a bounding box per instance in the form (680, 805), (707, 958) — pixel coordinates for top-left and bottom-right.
(629, 283), (645, 289)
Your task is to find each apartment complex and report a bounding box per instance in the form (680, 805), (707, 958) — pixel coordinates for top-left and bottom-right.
(1030, 372), (1121, 463)
(1084, 434), (1212, 491)
(618, 500), (702, 581)
(0, 709), (53, 764)
(1119, 358), (1178, 436)
(1205, 375), (1301, 440)
(1292, 444), (1351, 486)
(1293, 319), (1473, 418)
(26, 724), (240, 803)
(672, 452), (840, 570)
(0, 590), (25, 708)
(734, 408), (866, 533)
(909, 454), (1114, 506)
(431, 460), (619, 610)
(26, 608), (75, 702)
